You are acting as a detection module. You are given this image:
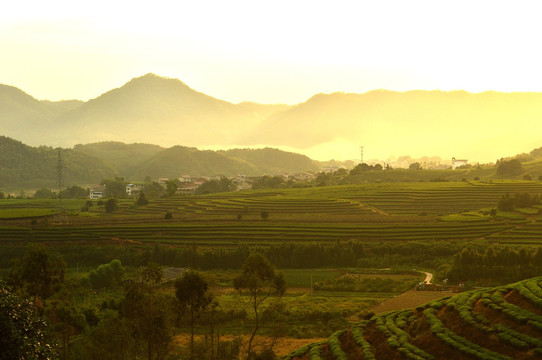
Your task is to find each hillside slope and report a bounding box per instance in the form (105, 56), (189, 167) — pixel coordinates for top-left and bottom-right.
(124, 145), (259, 179)
(20, 74), (289, 148)
(286, 276), (542, 360)
(0, 137), (322, 189)
(0, 136), (115, 189)
(73, 141), (165, 174)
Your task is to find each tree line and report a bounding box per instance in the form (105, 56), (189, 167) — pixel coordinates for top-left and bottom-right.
(447, 246), (542, 284)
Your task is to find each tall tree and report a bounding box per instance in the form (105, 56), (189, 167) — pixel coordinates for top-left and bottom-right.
(233, 254), (286, 357)
(0, 283), (56, 360)
(175, 270), (213, 360)
(7, 245), (66, 309)
(165, 180), (178, 198)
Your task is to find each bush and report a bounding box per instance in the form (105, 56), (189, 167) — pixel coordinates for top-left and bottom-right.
(105, 198), (118, 213)
(164, 212), (173, 220)
(261, 211), (269, 220)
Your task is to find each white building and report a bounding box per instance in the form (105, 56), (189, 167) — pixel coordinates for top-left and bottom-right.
(452, 157), (468, 170)
(126, 184), (143, 197)
(89, 185), (105, 199)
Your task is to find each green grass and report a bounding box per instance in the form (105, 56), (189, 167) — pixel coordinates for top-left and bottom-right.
(0, 208), (60, 219)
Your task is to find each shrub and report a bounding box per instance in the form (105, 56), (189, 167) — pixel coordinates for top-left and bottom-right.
(164, 212), (173, 220)
(105, 198), (118, 213)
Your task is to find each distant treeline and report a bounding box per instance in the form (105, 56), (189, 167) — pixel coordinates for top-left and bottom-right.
(447, 246), (542, 284)
(0, 240), (461, 272)
(2, 241), (539, 286)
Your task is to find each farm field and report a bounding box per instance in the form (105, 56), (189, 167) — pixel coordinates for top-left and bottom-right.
(1, 180), (541, 248)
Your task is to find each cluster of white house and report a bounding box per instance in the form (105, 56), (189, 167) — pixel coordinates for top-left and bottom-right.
(89, 172), (317, 199)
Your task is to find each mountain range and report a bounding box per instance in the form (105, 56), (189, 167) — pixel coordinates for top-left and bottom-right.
(3, 73), (542, 163)
(0, 136), (319, 190)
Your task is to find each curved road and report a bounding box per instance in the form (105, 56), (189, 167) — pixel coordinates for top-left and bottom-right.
(423, 271), (433, 284)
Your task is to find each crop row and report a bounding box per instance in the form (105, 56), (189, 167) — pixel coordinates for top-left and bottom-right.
(447, 288), (542, 350)
(282, 340), (325, 360)
(376, 311), (434, 360)
(512, 280), (542, 308)
(481, 289), (542, 331)
(351, 321), (376, 360)
(423, 308), (513, 360)
(327, 330), (347, 360)
(0, 221), (514, 244)
(309, 343), (323, 360)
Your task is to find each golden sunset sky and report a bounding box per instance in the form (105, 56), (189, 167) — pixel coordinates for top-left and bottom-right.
(2, 1), (542, 162)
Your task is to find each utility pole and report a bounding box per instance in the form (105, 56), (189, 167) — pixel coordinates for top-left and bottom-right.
(360, 146), (364, 164)
(57, 148), (64, 210)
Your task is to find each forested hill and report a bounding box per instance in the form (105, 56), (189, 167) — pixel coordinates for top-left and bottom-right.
(0, 137), (320, 190)
(0, 136), (115, 189)
(286, 276), (542, 360)
(76, 142), (320, 179)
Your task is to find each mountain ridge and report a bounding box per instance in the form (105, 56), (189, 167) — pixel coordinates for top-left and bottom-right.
(0, 137), (320, 190)
(3, 74), (542, 162)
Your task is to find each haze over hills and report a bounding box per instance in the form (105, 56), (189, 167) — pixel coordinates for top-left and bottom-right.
(240, 90), (542, 162)
(2, 73), (542, 162)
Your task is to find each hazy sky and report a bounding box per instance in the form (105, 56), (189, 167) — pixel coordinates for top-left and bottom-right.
(2, 1), (542, 105)
(3, 1), (542, 162)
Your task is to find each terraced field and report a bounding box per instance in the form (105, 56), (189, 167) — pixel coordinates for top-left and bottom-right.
(284, 276), (542, 360)
(1, 180), (541, 247)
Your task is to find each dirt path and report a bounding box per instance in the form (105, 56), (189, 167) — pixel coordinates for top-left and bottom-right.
(370, 290), (449, 314)
(423, 271), (433, 284)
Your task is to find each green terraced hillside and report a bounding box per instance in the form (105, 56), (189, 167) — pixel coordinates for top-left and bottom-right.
(285, 276), (542, 360)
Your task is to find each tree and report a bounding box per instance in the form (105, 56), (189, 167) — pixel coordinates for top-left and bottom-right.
(87, 259), (125, 289)
(0, 283), (56, 360)
(135, 262), (169, 360)
(105, 198), (118, 213)
(165, 180), (178, 198)
(175, 270), (213, 360)
(196, 178), (234, 195)
(137, 191), (149, 205)
(409, 162), (422, 170)
(49, 301), (87, 360)
(60, 185), (89, 199)
(496, 158), (523, 177)
(233, 254), (286, 357)
(8, 245), (66, 309)
(143, 182), (164, 199)
(34, 188), (56, 199)
(101, 177), (127, 198)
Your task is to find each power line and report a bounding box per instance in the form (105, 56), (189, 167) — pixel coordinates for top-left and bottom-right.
(56, 148), (64, 210)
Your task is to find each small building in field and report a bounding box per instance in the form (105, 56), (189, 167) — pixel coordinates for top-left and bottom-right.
(126, 184), (143, 197)
(452, 157), (468, 170)
(89, 185), (106, 199)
